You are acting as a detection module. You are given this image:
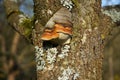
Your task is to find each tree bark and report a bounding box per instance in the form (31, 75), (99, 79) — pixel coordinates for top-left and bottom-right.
(4, 0), (114, 80)
(4, 0), (33, 42)
(33, 0), (112, 80)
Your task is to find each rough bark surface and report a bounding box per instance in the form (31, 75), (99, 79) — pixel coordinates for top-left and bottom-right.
(33, 0), (111, 80)
(4, 0), (114, 80)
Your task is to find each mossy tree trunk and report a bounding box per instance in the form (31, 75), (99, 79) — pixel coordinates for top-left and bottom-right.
(4, 0), (113, 80)
(33, 0), (112, 80)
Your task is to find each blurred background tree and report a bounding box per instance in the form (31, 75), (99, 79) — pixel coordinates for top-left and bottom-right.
(0, 0), (120, 80)
(102, 1), (120, 80)
(0, 0), (36, 80)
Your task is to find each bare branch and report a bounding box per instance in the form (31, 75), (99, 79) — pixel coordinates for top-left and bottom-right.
(4, 0), (33, 42)
(0, 35), (6, 53)
(102, 5), (120, 26)
(11, 32), (20, 54)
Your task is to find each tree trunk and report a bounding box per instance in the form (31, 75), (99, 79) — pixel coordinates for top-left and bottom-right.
(33, 0), (112, 80)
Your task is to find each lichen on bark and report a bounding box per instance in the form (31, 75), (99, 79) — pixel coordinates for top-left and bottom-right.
(33, 0), (110, 80)
(4, 0), (34, 42)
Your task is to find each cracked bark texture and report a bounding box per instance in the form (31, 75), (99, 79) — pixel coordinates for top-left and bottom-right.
(4, 0), (114, 80)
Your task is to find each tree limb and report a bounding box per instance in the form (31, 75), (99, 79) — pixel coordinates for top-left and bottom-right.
(102, 5), (120, 26)
(4, 0), (33, 42)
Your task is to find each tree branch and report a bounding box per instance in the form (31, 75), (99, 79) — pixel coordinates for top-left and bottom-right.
(0, 35), (6, 53)
(11, 32), (20, 54)
(4, 0), (33, 42)
(102, 5), (120, 26)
